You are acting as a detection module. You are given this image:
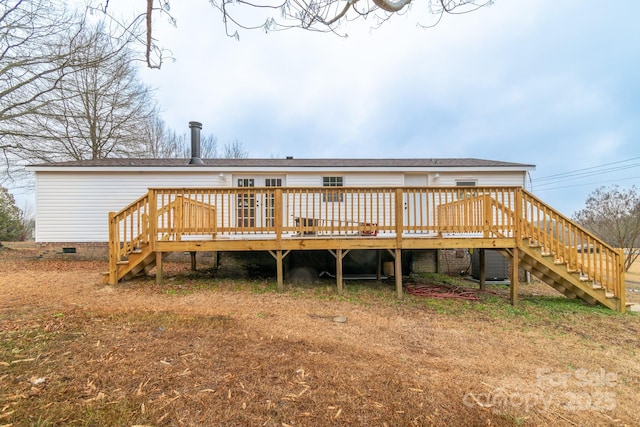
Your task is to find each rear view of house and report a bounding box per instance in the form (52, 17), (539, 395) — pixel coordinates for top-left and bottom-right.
(27, 122), (626, 312)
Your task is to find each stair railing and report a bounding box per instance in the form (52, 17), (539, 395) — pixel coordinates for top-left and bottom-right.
(108, 193), (151, 285)
(520, 189), (624, 303)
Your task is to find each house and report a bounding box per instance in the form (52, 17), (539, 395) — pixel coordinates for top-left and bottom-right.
(27, 122), (626, 312)
(28, 123), (533, 246)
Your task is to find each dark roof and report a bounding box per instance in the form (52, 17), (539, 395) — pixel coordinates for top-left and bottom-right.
(31, 158), (534, 168)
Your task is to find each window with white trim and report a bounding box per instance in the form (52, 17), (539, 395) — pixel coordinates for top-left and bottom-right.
(322, 176), (344, 202)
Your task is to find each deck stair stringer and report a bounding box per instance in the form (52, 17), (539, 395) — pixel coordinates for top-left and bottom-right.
(498, 238), (619, 310)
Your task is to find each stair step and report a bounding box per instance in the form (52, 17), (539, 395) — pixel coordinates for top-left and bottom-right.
(116, 260), (129, 265)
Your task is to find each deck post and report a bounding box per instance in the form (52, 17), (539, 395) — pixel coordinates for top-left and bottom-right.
(155, 251), (163, 285)
(479, 249), (486, 291)
(108, 212), (117, 285)
(337, 248), (344, 295)
(377, 249), (382, 280)
(190, 251), (197, 271)
(510, 247), (519, 305)
(394, 188), (404, 299)
(148, 189), (158, 251)
(514, 188), (523, 243)
(395, 248), (403, 299)
(276, 250), (284, 292)
(617, 248), (626, 313)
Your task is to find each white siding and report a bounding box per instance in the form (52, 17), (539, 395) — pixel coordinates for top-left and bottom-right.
(34, 168), (528, 242)
(286, 172), (403, 187)
(35, 171), (229, 242)
(286, 174), (324, 187)
(435, 171), (526, 187)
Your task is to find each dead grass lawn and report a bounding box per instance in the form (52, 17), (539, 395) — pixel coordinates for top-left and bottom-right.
(1, 247), (639, 426)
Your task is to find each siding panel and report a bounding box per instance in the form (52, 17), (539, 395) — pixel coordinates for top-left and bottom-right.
(34, 169), (528, 242)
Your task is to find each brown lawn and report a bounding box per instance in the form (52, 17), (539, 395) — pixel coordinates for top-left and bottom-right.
(1, 245), (639, 426)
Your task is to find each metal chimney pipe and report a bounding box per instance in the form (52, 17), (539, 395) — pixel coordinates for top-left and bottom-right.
(189, 121), (204, 165)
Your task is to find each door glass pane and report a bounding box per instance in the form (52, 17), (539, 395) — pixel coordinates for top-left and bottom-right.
(264, 178), (282, 227)
(237, 179), (255, 227)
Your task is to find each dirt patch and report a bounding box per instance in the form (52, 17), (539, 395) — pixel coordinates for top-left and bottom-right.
(1, 247), (639, 426)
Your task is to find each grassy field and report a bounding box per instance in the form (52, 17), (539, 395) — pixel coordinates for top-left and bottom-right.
(1, 247), (639, 426)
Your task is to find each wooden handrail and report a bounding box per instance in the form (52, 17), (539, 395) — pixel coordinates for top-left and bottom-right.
(108, 192), (151, 283)
(520, 189), (623, 299)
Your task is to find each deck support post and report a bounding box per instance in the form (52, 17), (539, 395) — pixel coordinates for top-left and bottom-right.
(377, 249), (382, 281)
(108, 212), (117, 286)
(479, 249), (486, 291)
(155, 252), (163, 285)
(510, 247), (519, 305)
(276, 250), (284, 292)
(190, 252), (197, 271)
(395, 248), (403, 299)
(269, 250), (290, 292)
(336, 249), (344, 295)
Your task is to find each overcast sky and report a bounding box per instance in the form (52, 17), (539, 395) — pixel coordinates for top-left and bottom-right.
(135, 0), (639, 215)
(10, 0), (640, 217)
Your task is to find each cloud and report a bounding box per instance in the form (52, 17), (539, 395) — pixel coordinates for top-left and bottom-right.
(126, 0), (640, 215)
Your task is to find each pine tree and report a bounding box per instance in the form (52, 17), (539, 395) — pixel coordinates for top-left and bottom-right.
(0, 187), (26, 241)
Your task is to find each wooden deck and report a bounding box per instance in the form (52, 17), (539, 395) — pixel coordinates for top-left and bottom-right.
(107, 186), (626, 312)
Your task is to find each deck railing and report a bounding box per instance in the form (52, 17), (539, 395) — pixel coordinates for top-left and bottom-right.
(108, 193), (151, 284)
(108, 186), (624, 302)
(521, 189), (624, 299)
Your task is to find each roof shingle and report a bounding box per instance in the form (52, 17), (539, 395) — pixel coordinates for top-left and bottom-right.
(30, 157), (534, 168)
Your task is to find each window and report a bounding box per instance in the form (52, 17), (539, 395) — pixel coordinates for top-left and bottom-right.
(265, 178), (282, 187)
(237, 178), (254, 187)
(323, 176), (344, 202)
(456, 180), (477, 200)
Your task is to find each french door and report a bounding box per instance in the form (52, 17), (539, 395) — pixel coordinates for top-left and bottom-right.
(236, 177), (283, 229)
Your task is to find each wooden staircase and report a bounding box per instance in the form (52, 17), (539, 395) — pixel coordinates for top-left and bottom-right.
(498, 238), (622, 311)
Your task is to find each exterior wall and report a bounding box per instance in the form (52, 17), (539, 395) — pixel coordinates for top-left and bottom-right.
(285, 172), (403, 187)
(410, 250), (438, 273)
(34, 168), (527, 243)
(433, 171), (526, 187)
(35, 171), (230, 242)
(37, 242), (109, 260)
(439, 249), (472, 275)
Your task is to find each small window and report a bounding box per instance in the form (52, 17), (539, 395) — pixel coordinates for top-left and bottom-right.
(322, 176), (344, 202)
(456, 180), (477, 200)
(265, 178), (282, 187)
(237, 178), (254, 187)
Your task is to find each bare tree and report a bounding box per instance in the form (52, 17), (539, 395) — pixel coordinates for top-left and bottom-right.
(138, 116), (173, 158)
(573, 185), (640, 272)
(165, 129), (219, 159)
(19, 22), (157, 162)
(138, 116), (221, 159)
(0, 0), (90, 179)
(223, 138), (248, 159)
(94, 0), (492, 68)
